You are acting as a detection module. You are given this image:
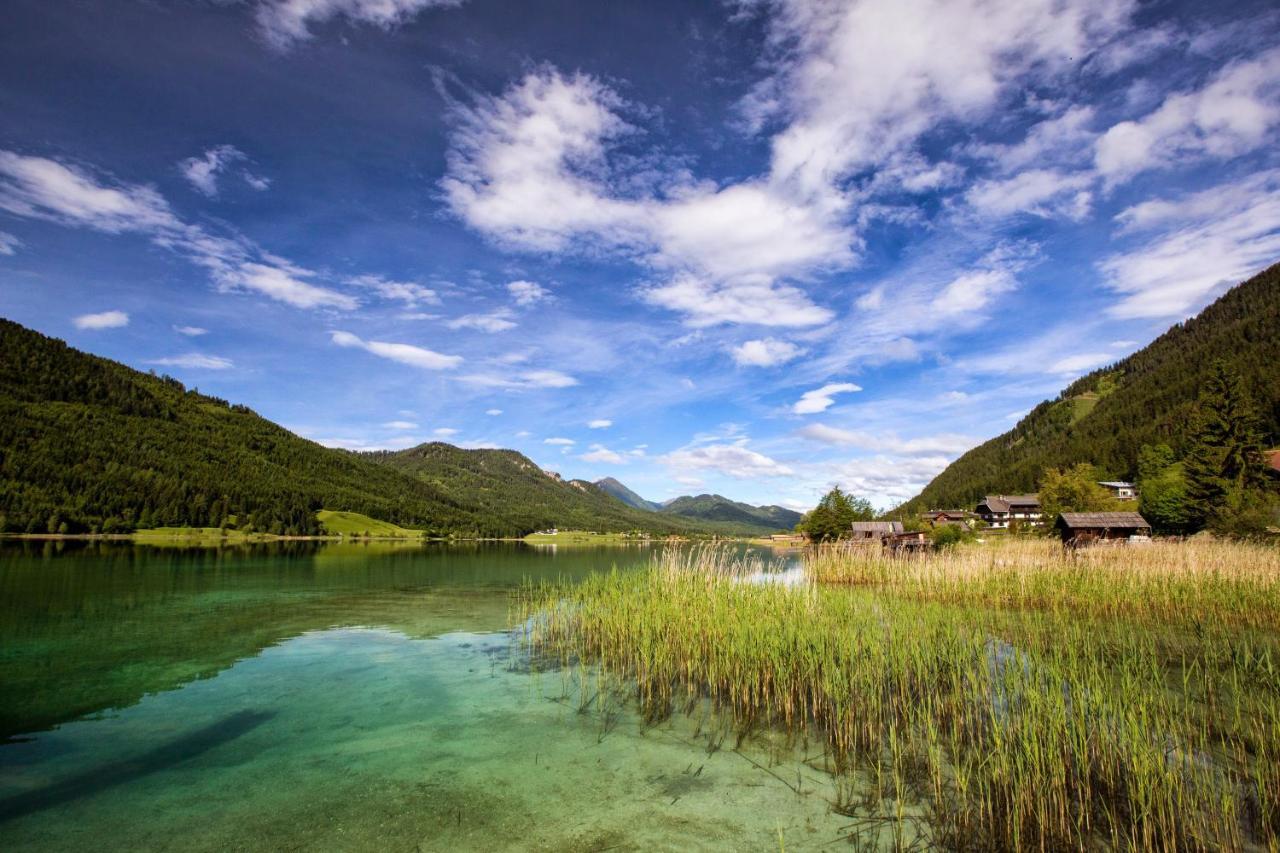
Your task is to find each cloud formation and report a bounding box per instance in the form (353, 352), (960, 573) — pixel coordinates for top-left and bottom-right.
(254, 0), (463, 50)
(330, 330), (462, 369)
(146, 353), (234, 369)
(792, 382), (861, 415)
(73, 310), (129, 330)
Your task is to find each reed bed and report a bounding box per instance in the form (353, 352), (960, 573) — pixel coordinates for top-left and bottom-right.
(515, 543), (1280, 850)
(808, 538), (1280, 630)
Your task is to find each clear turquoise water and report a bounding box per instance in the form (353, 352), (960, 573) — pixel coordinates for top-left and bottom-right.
(0, 541), (849, 851)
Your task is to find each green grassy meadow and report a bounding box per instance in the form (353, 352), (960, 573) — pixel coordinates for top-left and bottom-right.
(314, 510), (423, 537)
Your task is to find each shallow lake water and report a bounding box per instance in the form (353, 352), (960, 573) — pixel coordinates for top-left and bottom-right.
(0, 540), (854, 851)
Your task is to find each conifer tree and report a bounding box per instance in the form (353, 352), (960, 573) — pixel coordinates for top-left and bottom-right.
(1183, 361), (1267, 528)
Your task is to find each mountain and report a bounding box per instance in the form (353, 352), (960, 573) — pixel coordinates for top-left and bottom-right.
(367, 446), (704, 534)
(660, 493), (804, 532)
(591, 477), (804, 533)
(594, 477), (660, 511)
(0, 318), (718, 537)
(899, 263), (1280, 514)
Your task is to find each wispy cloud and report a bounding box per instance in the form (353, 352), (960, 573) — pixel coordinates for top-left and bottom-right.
(254, 0), (464, 50)
(330, 330), (462, 369)
(792, 382), (861, 415)
(796, 424), (975, 456)
(73, 310), (128, 330)
(661, 443), (794, 479)
(587, 419), (612, 429)
(174, 325), (208, 336)
(507, 279), (549, 306)
(1101, 170), (1280, 318)
(446, 308), (517, 332)
(147, 353), (234, 370)
(0, 230), (20, 255)
(730, 337), (803, 367)
(0, 149), (358, 311)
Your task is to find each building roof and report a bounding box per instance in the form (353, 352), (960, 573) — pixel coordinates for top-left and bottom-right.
(977, 494), (1040, 513)
(1056, 512), (1151, 529)
(1098, 481), (1135, 489)
(850, 521), (904, 533)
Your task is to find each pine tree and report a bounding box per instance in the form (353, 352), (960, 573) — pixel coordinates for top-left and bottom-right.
(1183, 361), (1267, 529)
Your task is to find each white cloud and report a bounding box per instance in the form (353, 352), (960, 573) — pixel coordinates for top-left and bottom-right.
(0, 150), (179, 233)
(507, 279), (549, 305)
(228, 262), (358, 310)
(818, 455), (954, 504)
(965, 169), (1093, 220)
(1095, 47), (1280, 184)
(792, 382), (861, 415)
(674, 475), (704, 488)
(544, 437), (575, 446)
(797, 424), (975, 456)
(0, 230), (20, 255)
(521, 369), (578, 388)
(433, 427), (459, 437)
(443, 69), (840, 328)
(1101, 170), (1280, 318)
(485, 408), (503, 416)
(0, 150), (359, 312)
(146, 353), (234, 370)
(179, 145), (245, 197)
(1047, 352), (1113, 375)
(581, 444), (624, 464)
(254, 0), (463, 50)
(730, 337), (804, 367)
(459, 369), (579, 389)
(587, 419), (612, 429)
(330, 330), (462, 369)
(749, 0), (1132, 200)
(446, 309), (517, 332)
(661, 444), (794, 479)
(349, 274), (440, 307)
(73, 310), (129, 330)
(383, 420), (418, 430)
(174, 325), (208, 336)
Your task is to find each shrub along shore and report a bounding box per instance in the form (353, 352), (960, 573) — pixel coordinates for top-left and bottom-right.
(515, 541), (1280, 850)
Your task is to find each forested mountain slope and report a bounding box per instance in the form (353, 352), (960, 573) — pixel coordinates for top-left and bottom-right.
(899, 263), (1280, 513)
(594, 476), (660, 511)
(0, 319), (721, 537)
(660, 493), (803, 531)
(365, 445), (716, 535)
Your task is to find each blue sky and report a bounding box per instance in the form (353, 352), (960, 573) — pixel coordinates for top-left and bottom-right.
(2, 0), (1278, 510)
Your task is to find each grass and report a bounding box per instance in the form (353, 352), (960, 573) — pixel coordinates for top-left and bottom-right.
(515, 542), (1280, 850)
(315, 510), (422, 538)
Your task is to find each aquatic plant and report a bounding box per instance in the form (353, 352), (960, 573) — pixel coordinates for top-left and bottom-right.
(515, 542), (1280, 850)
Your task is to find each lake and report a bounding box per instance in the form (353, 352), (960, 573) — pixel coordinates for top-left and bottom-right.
(0, 540), (841, 851)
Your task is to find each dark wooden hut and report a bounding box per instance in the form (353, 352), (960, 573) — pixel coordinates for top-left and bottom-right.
(1055, 512), (1152, 546)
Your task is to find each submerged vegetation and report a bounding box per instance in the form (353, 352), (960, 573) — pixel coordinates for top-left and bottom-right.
(516, 542), (1280, 850)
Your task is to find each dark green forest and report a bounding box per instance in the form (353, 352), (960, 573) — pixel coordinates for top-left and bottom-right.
(658, 493), (802, 530)
(0, 319), (746, 537)
(900, 263), (1280, 516)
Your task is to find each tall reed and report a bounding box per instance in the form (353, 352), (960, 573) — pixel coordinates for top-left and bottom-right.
(515, 542), (1280, 850)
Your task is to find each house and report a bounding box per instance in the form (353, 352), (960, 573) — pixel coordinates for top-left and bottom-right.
(1267, 449), (1280, 476)
(923, 510), (975, 528)
(1098, 481), (1137, 500)
(884, 530), (930, 554)
(1054, 512), (1152, 546)
(975, 495), (1043, 529)
(849, 521), (904, 541)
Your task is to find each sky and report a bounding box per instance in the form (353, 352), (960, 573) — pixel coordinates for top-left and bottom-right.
(1, 0), (1278, 511)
